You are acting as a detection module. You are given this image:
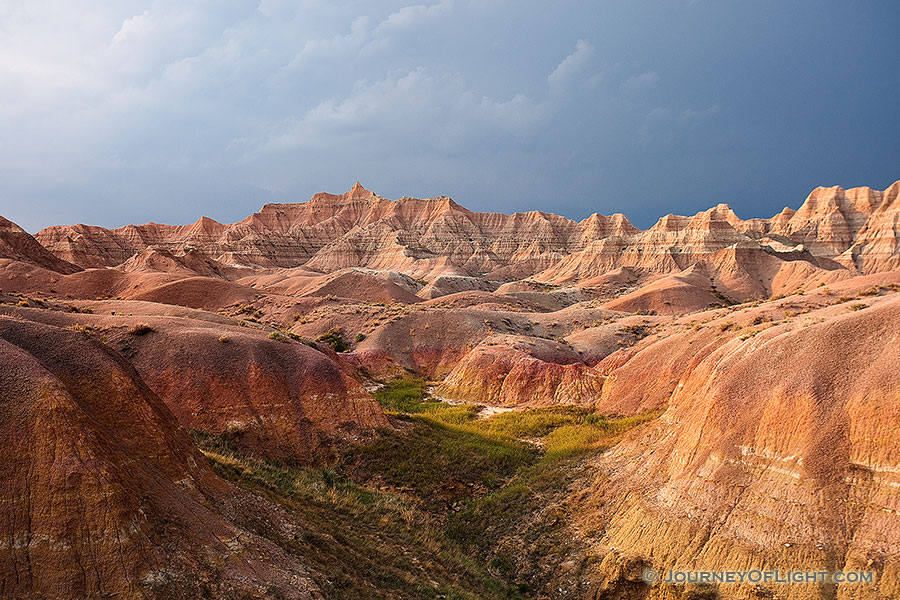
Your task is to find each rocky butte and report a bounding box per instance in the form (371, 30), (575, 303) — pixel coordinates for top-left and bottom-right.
(1, 181), (898, 599)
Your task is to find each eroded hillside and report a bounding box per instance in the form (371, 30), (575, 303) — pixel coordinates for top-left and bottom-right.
(1, 183), (898, 599)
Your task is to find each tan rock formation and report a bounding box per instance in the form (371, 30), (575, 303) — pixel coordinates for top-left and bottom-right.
(34, 183), (898, 286)
(575, 291), (900, 599)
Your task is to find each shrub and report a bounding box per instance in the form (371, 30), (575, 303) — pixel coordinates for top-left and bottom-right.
(620, 323), (653, 338)
(218, 334), (229, 343)
(268, 330), (289, 342)
(66, 304), (92, 313)
(318, 327), (348, 352)
(848, 303), (868, 311)
(128, 323), (153, 335)
(355, 332), (366, 343)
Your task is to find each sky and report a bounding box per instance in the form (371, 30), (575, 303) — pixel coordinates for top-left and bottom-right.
(1, 1), (898, 232)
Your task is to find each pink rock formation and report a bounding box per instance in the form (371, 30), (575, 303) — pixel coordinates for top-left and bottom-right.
(0, 216), (80, 274)
(0, 316), (322, 599)
(437, 335), (605, 407)
(36, 182), (900, 286)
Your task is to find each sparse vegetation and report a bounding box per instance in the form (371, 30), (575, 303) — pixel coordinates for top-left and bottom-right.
(848, 303), (868, 311)
(318, 327), (348, 352)
(128, 323), (153, 335)
(65, 304), (93, 313)
(192, 429), (522, 600)
(194, 377), (661, 599)
(268, 330), (289, 342)
(619, 323), (654, 339)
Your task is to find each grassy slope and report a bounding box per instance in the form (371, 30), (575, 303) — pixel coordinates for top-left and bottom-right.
(194, 378), (660, 599)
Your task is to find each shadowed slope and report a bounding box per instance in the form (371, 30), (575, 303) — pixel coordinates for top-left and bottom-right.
(0, 316), (321, 599)
(0, 216), (80, 274)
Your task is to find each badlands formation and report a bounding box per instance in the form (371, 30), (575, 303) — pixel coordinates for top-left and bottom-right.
(1, 181), (898, 599)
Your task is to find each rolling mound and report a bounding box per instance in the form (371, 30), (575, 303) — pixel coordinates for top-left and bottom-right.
(126, 276), (259, 310)
(437, 335), (604, 407)
(0, 305), (388, 464)
(573, 292), (900, 599)
(600, 267), (726, 315)
(302, 269), (423, 304)
(109, 318), (389, 464)
(421, 290), (547, 312)
(0, 316), (320, 599)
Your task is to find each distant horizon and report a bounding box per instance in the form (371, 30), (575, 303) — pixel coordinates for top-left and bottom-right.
(22, 177), (900, 234)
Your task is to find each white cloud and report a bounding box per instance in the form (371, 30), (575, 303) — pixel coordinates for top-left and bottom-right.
(373, 0), (454, 36)
(286, 15), (371, 69)
(548, 39), (593, 93)
(257, 66), (547, 157)
(112, 10), (154, 44)
(620, 70), (659, 94)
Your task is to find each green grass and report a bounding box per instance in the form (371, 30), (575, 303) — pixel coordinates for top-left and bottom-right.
(444, 408), (661, 559)
(193, 378), (662, 598)
(345, 417), (535, 498)
(192, 430), (522, 600)
(373, 377), (435, 412)
(366, 379), (661, 493)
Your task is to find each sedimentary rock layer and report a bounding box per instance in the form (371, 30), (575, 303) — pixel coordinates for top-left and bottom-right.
(35, 182), (900, 280)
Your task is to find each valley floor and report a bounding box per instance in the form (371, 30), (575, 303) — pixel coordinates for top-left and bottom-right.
(194, 379), (660, 600)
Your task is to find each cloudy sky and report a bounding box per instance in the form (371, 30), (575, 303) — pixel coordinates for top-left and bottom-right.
(1, 1), (898, 232)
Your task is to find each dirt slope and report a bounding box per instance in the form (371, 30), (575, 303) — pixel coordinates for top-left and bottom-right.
(0, 316), (321, 599)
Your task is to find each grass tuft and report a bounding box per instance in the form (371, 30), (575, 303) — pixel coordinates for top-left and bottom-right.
(128, 323), (153, 335)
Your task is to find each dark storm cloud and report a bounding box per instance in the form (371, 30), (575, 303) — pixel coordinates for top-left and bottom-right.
(1, 0), (898, 232)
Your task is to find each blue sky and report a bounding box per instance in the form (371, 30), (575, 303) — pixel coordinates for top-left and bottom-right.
(1, 0), (898, 232)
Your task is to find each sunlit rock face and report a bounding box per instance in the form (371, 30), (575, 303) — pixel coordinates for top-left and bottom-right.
(572, 293), (900, 599)
(35, 182), (900, 281)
